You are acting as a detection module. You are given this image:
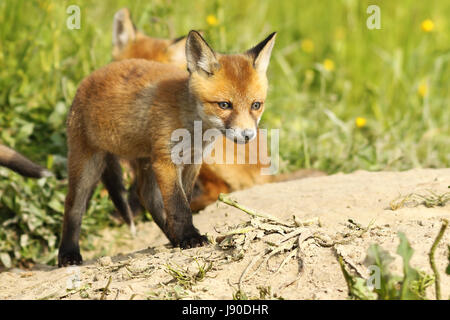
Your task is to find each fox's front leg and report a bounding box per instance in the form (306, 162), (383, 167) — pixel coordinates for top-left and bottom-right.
(182, 163), (201, 203)
(152, 160), (208, 248)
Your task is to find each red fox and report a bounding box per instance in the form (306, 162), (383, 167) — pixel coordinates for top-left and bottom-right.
(110, 8), (325, 216)
(112, 8), (187, 69)
(58, 30), (277, 266)
(0, 144), (52, 178)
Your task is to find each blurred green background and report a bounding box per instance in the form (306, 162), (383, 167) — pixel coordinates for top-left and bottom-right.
(0, 0), (449, 267)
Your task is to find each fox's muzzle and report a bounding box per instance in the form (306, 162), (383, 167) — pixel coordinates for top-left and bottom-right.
(225, 127), (256, 144)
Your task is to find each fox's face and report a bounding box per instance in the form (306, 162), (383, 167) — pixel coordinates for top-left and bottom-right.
(112, 8), (187, 69)
(112, 9), (276, 144)
(186, 31), (276, 144)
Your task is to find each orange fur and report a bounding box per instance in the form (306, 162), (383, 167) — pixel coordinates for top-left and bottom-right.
(58, 30), (278, 266)
(111, 10), (325, 212)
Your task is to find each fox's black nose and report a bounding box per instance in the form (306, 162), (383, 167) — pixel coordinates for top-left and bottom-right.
(243, 129), (256, 141)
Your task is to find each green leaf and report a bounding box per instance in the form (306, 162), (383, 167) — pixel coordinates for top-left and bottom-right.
(48, 101), (67, 129)
(48, 198), (64, 213)
(17, 122), (34, 141)
(339, 255), (376, 300)
(397, 232), (421, 299)
(352, 277), (378, 300)
(365, 243), (394, 271)
(364, 244), (396, 299)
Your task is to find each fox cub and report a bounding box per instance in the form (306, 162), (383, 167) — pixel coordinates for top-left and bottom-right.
(112, 8), (187, 69)
(58, 30), (276, 266)
(110, 8), (325, 217)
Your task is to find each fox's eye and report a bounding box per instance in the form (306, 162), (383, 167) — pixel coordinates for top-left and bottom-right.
(251, 102), (261, 110)
(218, 102), (232, 110)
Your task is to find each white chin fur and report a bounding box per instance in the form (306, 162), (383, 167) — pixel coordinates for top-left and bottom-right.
(206, 115), (225, 129)
(225, 131), (253, 144)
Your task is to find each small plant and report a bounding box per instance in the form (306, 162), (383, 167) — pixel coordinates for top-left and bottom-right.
(150, 259), (213, 300)
(165, 258), (213, 290)
(231, 285), (283, 300)
(339, 220), (448, 300)
(390, 191), (450, 211)
(148, 285), (189, 300)
(0, 169), (117, 268)
(232, 289), (249, 300)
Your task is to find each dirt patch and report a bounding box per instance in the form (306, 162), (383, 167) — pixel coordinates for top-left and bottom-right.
(0, 168), (449, 300)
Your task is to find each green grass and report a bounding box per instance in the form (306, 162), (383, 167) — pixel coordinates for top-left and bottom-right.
(339, 221), (448, 300)
(0, 0), (449, 267)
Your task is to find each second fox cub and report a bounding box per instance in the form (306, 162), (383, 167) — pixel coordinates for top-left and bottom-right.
(58, 30), (277, 266)
(111, 8), (325, 215)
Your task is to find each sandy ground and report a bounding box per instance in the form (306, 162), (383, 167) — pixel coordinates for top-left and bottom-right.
(0, 168), (449, 300)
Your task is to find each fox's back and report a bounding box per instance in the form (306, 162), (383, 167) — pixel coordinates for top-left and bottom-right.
(68, 59), (188, 157)
(71, 58), (187, 112)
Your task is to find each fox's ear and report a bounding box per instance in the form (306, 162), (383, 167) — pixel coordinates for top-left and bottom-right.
(246, 32), (277, 75)
(167, 35), (187, 67)
(112, 8), (137, 50)
(186, 30), (219, 75)
(196, 30), (206, 37)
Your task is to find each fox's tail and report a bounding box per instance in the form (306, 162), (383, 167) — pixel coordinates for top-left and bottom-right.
(0, 144), (53, 178)
(269, 168), (326, 183)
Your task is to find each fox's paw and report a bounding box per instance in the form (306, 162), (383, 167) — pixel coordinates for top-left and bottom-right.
(58, 249), (83, 267)
(178, 230), (209, 249)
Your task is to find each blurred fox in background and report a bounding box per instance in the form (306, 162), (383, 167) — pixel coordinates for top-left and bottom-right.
(0, 144), (52, 178)
(111, 8), (324, 215)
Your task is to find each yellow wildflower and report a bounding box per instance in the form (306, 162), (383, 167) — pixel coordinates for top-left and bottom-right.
(418, 81), (428, 97)
(323, 59), (335, 72)
(421, 19), (434, 32)
(206, 15), (219, 26)
(355, 117), (367, 128)
(300, 39), (314, 53)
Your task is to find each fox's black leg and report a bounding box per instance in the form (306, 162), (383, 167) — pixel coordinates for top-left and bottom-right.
(127, 159), (145, 217)
(134, 158), (166, 230)
(152, 160), (208, 249)
(128, 180), (145, 217)
(102, 153), (135, 233)
(58, 152), (105, 267)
